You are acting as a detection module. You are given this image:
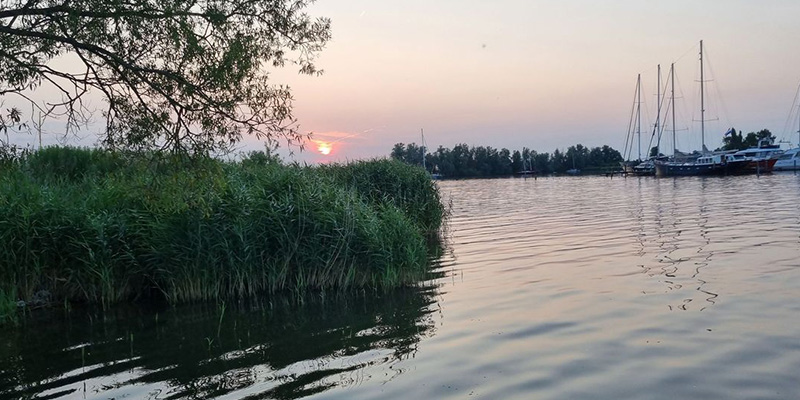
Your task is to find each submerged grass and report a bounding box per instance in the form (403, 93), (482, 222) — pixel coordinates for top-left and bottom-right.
(0, 147), (446, 309)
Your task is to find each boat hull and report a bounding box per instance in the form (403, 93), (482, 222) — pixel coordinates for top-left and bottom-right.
(620, 161), (636, 174)
(774, 162), (800, 171)
(654, 159), (751, 177)
(746, 158), (778, 173)
(774, 148), (800, 171)
(621, 160), (655, 176)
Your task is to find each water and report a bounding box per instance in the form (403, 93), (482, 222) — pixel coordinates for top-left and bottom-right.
(3, 173), (800, 399)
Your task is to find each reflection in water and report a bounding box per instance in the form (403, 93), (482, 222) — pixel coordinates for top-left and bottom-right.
(430, 175), (800, 399)
(0, 286), (439, 400)
(635, 177), (720, 311)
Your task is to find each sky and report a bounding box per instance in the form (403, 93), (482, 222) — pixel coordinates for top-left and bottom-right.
(263, 0), (800, 163)
(7, 0), (800, 163)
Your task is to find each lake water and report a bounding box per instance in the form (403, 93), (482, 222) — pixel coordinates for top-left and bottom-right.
(3, 173), (800, 399)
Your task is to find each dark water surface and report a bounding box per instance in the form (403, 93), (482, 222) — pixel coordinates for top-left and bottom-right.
(3, 174), (800, 399)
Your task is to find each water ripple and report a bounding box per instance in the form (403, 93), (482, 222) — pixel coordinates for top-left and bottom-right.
(423, 175), (800, 399)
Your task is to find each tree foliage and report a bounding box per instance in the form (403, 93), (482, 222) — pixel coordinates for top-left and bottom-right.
(720, 128), (775, 151)
(391, 142), (623, 177)
(0, 0), (331, 154)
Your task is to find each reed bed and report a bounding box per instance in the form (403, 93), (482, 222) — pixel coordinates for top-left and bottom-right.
(0, 147), (445, 313)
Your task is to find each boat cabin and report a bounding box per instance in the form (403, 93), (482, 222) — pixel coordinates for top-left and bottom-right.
(696, 153), (730, 165)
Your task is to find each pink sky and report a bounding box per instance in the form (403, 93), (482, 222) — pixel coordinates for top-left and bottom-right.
(258, 0), (800, 163)
(7, 1), (800, 163)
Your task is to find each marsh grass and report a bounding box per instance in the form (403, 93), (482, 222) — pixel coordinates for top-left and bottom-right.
(0, 147), (445, 309)
(0, 287), (17, 324)
(317, 159), (446, 238)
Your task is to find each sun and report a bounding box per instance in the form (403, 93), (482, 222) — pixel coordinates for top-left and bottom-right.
(317, 141), (332, 155)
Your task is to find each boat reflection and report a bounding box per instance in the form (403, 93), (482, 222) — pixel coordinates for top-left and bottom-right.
(631, 177), (720, 312)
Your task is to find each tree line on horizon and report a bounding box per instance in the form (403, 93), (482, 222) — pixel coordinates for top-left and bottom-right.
(391, 143), (623, 177)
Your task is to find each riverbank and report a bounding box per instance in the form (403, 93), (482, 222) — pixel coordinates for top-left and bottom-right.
(0, 147), (446, 319)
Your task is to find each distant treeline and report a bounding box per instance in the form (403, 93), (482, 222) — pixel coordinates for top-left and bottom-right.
(391, 143), (623, 177)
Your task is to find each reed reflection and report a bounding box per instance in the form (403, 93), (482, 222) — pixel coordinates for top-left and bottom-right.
(0, 286), (440, 400)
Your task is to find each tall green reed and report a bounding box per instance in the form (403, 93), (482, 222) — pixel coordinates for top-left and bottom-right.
(0, 147), (445, 310)
(316, 158), (447, 238)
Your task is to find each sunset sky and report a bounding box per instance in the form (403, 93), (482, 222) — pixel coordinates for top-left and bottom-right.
(7, 1), (800, 163)
(262, 0), (800, 163)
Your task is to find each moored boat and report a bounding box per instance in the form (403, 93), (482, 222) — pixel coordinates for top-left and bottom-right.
(653, 41), (754, 177)
(631, 159), (655, 175)
(773, 86), (800, 171)
(773, 147), (800, 171)
(620, 68), (666, 177)
(729, 139), (782, 173)
(655, 152), (750, 176)
(620, 74), (653, 175)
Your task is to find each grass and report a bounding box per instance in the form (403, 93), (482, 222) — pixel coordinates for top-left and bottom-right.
(0, 147), (446, 310)
(316, 159), (446, 239)
(0, 287), (17, 324)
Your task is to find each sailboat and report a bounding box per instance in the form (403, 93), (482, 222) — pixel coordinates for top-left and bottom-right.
(566, 155), (580, 175)
(420, 129), (442, 179)
(654, 41), (750, 177)
(773, 84), (800, 171)
(621, 74), (648, 174)
(622, 65), (671, 176)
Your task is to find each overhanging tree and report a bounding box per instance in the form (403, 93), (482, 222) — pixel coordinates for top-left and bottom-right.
(0, 0), (331, 154)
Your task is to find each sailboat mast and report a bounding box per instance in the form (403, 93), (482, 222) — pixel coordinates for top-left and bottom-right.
(700, 40), (706, 153)
(656, 64), (662, 156)
(637, 74), (642, 160)
(671, 63), (676, 157)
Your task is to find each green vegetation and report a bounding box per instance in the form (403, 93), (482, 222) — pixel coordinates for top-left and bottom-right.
(1, 0), (332, 154)
(720, 128), (776, 151)
(391, 142), (623, 177)
(0, 287), (15, 323)
(317, 159), (445, 237)
(0, 147), (445, 314)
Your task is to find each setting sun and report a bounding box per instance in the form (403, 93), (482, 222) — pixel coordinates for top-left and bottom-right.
(317, 141), (332, 155)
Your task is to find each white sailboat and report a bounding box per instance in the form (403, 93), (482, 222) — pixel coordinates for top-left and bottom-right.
(621, 67), (666, 176)
(774, 84), (800, 171)
(621, 74), (644, 174)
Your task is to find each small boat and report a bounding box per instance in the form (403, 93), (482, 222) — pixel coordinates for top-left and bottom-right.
(631, 159), (657, 175)
(566, 152), (580, 175)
